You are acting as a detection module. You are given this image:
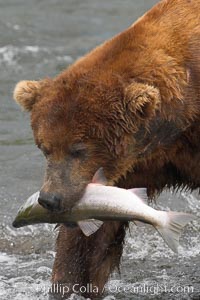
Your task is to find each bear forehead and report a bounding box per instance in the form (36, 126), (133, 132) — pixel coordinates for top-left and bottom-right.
(30, 94), (102, 151)
(31, 90), (93, 127)
(31, 109), (86, 143)
(30, 78), (122, 133)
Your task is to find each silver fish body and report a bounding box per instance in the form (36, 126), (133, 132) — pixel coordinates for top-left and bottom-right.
(75, 185), (157, 223)
(13, 168), (196, 252)
(75, 185), (196, 253)
(12, 187), (149, 225)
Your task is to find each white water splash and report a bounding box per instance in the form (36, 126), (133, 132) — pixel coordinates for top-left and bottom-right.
(0, 45), (74, 68)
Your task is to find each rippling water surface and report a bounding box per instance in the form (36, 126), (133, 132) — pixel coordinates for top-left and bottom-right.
(0, 0), (199, 299)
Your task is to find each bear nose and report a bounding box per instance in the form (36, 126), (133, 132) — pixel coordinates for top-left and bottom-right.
(38, 192), (62, 211)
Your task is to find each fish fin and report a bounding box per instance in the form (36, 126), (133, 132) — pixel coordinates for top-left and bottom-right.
(78, 219), (103, 236)
(128, 188), (148, 203)
(155, 212), (196, 253)
(92, 167), (107, 185)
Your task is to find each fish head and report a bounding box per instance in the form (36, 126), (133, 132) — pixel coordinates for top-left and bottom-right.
(12, 191), (44, 228)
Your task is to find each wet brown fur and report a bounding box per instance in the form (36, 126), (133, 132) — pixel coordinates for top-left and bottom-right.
(13, 0), (200, 298)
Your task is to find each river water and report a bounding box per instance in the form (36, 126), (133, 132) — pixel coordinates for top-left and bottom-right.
(0, 0), (199, 299)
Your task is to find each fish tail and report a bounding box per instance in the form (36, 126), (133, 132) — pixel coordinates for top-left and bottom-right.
(155, 212), (195, 253)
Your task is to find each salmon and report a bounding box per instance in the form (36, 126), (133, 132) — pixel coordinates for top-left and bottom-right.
(12, 168), (195, 252)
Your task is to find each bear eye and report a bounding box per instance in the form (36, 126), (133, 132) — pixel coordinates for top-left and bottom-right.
(70, 143), (87, 158)
(43, 148), (51, 157)
(39, 145), (51, 157)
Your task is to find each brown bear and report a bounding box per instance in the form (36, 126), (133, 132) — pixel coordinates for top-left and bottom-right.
(13, 0), (200, 298)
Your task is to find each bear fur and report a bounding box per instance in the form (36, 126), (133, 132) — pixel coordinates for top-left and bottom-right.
(14, 0), (200, 298)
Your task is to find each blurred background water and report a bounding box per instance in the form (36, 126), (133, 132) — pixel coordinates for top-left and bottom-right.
(0, 0), (199, 299)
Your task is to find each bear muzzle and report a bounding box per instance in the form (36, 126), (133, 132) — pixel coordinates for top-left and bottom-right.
(38, 191), (63, 212)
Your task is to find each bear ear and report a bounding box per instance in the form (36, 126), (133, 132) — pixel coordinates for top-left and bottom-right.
(124, 82), (161, 119)
(13, 80), (42, 111)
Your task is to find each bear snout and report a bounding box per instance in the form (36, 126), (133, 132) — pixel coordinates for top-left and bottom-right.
(38, 191), (63, 212)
